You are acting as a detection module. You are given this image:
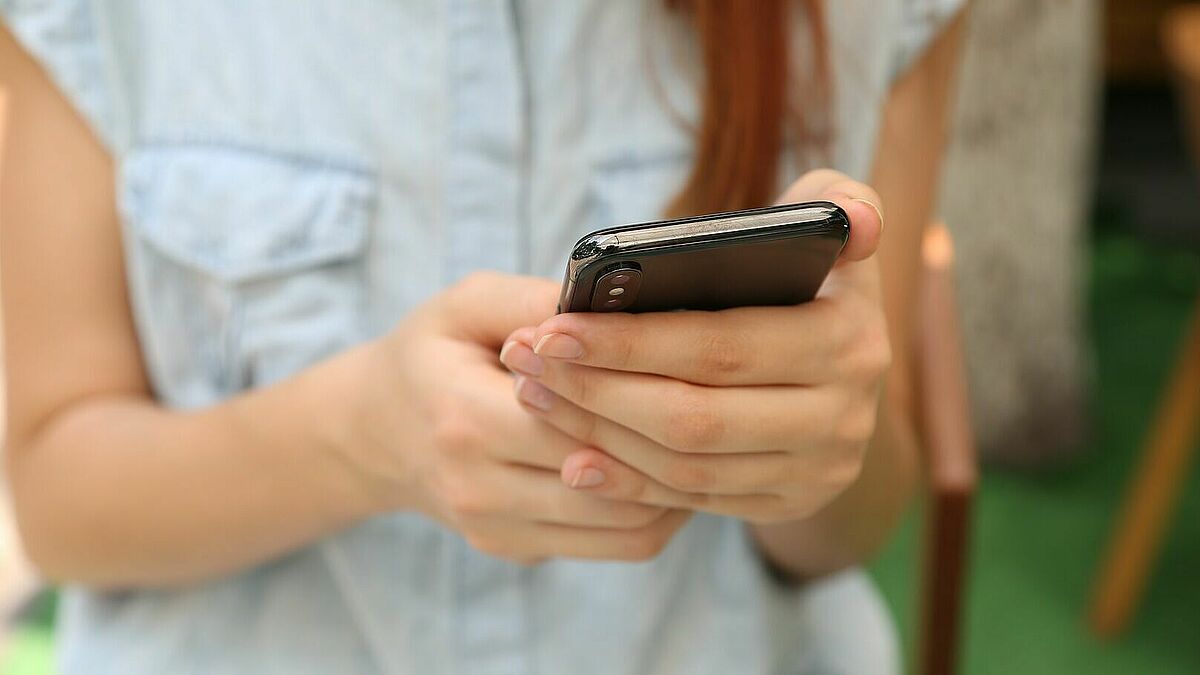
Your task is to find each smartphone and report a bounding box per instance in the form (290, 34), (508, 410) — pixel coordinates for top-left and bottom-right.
(557, 201), (849, 313)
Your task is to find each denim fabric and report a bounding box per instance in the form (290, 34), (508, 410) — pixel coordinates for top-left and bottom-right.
(2, 1), (962, 672)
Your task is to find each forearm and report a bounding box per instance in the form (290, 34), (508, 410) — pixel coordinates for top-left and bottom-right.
(748, 391), (920, 580)
(6, 343), (384, 589)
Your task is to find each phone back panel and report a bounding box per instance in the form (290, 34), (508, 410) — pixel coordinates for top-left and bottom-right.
(558, 202), (848, 313)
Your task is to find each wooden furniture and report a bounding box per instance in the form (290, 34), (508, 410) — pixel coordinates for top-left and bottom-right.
(1087, 5), (1200, 638)
(1168, 5), (1200, 162)
(1106, 0), (1194, 83)
(914, 225), (979, 675)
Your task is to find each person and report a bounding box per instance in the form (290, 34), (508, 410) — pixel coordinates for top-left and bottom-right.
(0, 2), (965, 673)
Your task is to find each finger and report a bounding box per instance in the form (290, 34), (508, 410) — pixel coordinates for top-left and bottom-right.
(522, 300), (862, 386)
(470, 363), (587, 470)
(774, 170), (884, 263)
(773, 168), (853, 204)
(466, 509), (692, 563)
(822, 182), (883, 264)
(532, 509), (693, 562)
(491, 464), (668, 529)
(499, 326), (539, 371)
(440, 271), (559, 347)
(560, 447), (786, 519)
(560, 447), (702, 505)
(516, 376), (799, 495)
(505, 344), (837, 453)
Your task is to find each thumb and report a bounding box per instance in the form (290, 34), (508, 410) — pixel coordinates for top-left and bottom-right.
(438, 271), (560, 347)
(825, 188), (884, 264)
(775, 170), (884, 263)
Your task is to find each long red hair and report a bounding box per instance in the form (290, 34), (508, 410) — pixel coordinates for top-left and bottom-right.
(664, 0), (830, 217)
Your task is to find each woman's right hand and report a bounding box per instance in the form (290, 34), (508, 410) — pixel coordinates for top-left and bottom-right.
(341, 272), (691, 564)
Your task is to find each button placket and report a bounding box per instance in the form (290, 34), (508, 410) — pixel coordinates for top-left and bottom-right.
(445, 1), (534, 673)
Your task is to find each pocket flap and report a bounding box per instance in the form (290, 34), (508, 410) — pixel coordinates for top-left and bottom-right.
(122, 144), (374, 283)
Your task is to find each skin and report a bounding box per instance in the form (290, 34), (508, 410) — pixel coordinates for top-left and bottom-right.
(502, 12), (968, 578)
(0, 11), (963, 589)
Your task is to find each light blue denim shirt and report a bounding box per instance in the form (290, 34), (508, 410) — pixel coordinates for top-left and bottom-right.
(3, 1), (962, 673)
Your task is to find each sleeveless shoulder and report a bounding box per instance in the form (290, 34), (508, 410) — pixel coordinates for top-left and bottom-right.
(1, 0), (121, 149)
(892, 0), (967, 79)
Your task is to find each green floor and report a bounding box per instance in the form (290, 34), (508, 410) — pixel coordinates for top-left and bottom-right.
(3, 230), (1198, 674)
(873, 232), (1200, 674)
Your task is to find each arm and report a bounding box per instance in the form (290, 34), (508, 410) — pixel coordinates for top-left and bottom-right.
(496, 10), (969, 581)
(0, 28), (385, 587)
(1, 27), (680, 589)
(749, 10), (968, 577)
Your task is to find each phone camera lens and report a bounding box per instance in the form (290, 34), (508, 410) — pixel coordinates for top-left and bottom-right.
(591, 264), (642, 312)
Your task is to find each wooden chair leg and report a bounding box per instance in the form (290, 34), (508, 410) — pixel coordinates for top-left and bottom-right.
(916, 225), (978, 675)
(1088, 296), (1200, 637)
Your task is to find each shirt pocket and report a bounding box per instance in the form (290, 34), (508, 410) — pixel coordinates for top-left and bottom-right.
(120, 144), (376, 408)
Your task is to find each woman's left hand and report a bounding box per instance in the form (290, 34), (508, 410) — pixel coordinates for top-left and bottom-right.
(499, 170), (891, 523)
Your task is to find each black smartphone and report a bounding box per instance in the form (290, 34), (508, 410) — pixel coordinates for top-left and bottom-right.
(557, 201), (849, 313)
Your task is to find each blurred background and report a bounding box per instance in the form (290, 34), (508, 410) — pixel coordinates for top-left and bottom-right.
(1, 0), (1199, 673)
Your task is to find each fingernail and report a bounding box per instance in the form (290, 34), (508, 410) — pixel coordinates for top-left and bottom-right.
(849, 197), (885, 234)
(514, 376), (555, 412)
(500, 341), (545, 377)
(533, 333), (584, 359)
(570, 467), (606, 489)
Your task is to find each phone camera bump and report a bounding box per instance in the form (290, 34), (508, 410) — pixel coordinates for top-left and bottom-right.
(591, 264), (642, 312)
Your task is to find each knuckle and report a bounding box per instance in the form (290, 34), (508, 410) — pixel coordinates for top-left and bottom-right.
(659, 457), (715, 493)
(834, 399), (879, 446)
(839, 310), (892, 381)
(751, 459), (791, 492)
(438, 473), (491, 518)
(429, 397), (484, 457)
(566, 367), (593, 408)
(830, 451), (867, 488)
(576, 411), (602, 448)
(614, 504), (668, 529)
(817, 447), (866, 493)
(454, 271), (496, 297)
(785, 169), (844, 200)
(607, 315), (639, 366)
(662, 390), (725, 451)
(543, 492), (570, 525)
(678, 490), (711, 509)
(829, 178), (874, 203)
(445, 276), (478, 307)
(858, 315), (893, 377)
(465, 533), (523, 562)
(615, 471), (651, 503)
(695, 331), (748, 377)
(826, 303), (858, 347)
(464, 532), (500, 556)
(622, 530), (670, 562)
(606, 471), (650, 506)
